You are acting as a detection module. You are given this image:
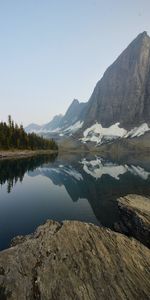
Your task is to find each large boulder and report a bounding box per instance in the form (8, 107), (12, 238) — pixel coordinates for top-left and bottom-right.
(0, 220), (150, 299)
(116, 194), (150, 248)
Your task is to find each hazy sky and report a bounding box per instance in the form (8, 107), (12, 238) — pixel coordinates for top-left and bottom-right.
(0, 0), (150, 126)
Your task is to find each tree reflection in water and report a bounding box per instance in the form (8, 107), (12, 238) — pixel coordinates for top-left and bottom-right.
(0, 153), (58, 193)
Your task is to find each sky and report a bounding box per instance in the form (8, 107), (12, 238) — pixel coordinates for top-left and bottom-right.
(0, 0), (150, 126)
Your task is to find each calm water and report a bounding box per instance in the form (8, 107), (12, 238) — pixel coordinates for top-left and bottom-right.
(0, 153), (150, 250)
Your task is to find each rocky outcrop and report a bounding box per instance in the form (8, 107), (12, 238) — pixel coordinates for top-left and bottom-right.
(116, 194), (150, 248)
(0, 220), (150, 300)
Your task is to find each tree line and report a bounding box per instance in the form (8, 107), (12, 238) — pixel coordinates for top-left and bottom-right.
(0, 116), (58, 151)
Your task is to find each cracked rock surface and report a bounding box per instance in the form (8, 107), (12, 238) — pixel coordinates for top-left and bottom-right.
(116, 194), (150, 248)
(0, 220), (150, 300)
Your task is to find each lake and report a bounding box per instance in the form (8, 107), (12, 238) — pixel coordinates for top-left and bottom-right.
(0, 152), (150, 251)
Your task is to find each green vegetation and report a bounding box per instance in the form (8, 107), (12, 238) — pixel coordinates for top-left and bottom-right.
(0, 116), (58, 151)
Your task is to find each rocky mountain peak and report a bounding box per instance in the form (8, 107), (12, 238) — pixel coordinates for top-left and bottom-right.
(25, 32), (150, 144)
(66, 99), (80, 112)
(58, 99), (86, 128)
(81, 32), (150, 129)
(72, 98), (79, 105)
(138, 30), (149, 39)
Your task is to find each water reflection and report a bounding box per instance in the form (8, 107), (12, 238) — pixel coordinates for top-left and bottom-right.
(80, 157), (150, 180)
(0, 153), (150, 250)
(28, 155), (150, 226)
(0, 153), (57, 193)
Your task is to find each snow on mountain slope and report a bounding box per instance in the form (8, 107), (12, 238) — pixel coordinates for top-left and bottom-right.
(42, 121), (84, 136)
(81, 122), (150, 144)
(63, 121), (83, 134)
(80, 32), (150, 129)
(25, 115), (63, 134)
(25, 99), (85, 136)
(81, 122), (126, 144)
(25, 32), (150, 148)
(124, 123), (150, 138)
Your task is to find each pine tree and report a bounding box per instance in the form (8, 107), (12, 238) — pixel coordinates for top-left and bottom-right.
(0, 116), (58, 151)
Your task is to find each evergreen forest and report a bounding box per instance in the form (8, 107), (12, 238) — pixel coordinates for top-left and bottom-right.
(0, 116), (58, 151)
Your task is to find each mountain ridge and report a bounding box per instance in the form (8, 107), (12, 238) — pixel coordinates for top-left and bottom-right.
(25, 32), (150, 146)
(80, 31), (150, 129)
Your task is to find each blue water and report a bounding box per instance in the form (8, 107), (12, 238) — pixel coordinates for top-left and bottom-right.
(0, 153), (150, 250)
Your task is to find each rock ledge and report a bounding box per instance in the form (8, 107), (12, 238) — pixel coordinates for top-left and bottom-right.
(116, 194), (150, 248)
(0, 220), (150, 299)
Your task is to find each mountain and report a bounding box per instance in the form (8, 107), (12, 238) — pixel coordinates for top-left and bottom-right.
(42, 114), (63, 132)
(25, 99), (85, 135)
(28, 155), (150, 225)
(25, 123), (42, 133)
(25, 32), (150, 147)
(78, 31), (150, 145)
(25, 115), (63, 133)
(59, 99), (86, 129)
(81, 31), (150, 129)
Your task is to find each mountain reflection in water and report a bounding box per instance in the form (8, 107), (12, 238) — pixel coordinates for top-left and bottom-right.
(0, 153), (150, 250)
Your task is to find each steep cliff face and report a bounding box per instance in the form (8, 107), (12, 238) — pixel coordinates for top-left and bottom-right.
(59, 99), (86, 128)
(81, 32), (150, 129)
(25, 32), (150, 145)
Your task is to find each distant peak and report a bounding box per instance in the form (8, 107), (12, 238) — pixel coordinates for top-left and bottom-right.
(141, 31), (149, 37)
(72, 99), (79, 105)
(54, 114), (63, 118)
(124, 31), (150, 54)
(28, 123), (38, 126)
(136, 31), (150, 41)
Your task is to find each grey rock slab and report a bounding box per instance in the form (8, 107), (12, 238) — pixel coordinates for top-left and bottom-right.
(0, 220), (150, 299)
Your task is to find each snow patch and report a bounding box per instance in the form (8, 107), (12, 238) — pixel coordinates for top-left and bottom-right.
(82, 122), (126, 144)
(81, 122), (150, 144)
(34, 121), (84, 135)
(64, 121), (83, 133)
(44, 127), (61, 133)
(124, 123), (150, 138)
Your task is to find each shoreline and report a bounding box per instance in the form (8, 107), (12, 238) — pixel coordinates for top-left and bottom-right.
(0, 149), (58, 160)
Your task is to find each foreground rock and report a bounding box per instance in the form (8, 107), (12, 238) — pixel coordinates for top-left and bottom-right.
(116, 194), (150, 248)
(0, 221), (150, 300)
